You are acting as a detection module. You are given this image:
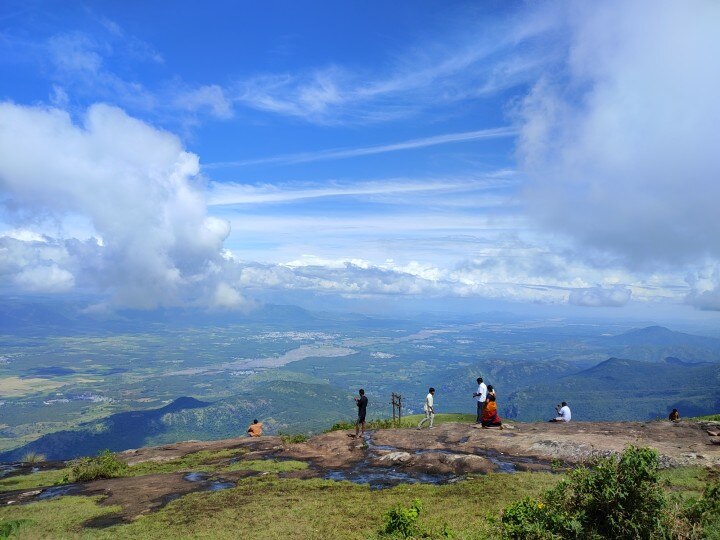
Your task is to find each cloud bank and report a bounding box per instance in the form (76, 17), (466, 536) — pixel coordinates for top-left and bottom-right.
(0, 102), (237, 308)
(517, 0), (720, 307)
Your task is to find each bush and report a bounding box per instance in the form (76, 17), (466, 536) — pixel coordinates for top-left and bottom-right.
(379, 499), (424, 538)
(501, 446), (671, 539)
(68, 449), (128, 482)
(21, 451), (46, 464)
(683, 480), (720, 539)
(280, 434), (308, 444)
(0, 519), (30, 540)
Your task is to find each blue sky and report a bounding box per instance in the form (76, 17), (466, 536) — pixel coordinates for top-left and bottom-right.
(1, 0), (719, 322)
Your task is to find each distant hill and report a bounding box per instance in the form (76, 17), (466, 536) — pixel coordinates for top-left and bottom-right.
(505, 356), (720, 422)
(602, 326), (720, 362)
(0, 381), (353, 462)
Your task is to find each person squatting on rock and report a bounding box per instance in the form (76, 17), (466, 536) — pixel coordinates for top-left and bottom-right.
(247, 419), (263, 437)
(354, 388), (368, 437)
(473, 377), (487, 423)
(550, 402), (572, 422)
(418, 387), (435, 429)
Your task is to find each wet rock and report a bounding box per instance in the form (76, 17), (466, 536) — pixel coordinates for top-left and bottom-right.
(376, 452), (412, 464)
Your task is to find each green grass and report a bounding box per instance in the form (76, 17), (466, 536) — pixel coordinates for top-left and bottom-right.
(126, 448), (247, 476)
(660, 467), (716, 497)
(222, 459), (308, 473)
(0, 465), (715, 539)
(399, 413), (479, 427)
(0, 473), (559, 539)
(690, 414), (720, 422)
(0, 496), (120, 539)
(0, 468), (70, 493)
(327, 413), (477, 432)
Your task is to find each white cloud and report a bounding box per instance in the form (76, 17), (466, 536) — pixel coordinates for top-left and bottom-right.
(206, 174), (515, 206)
(14, 264), (75, 293)
(206, 127), (517, 168)
(517, 0), (720, 269)
(568, 286), (632, 308)
(232, 12), (553, 125)
(0, 102), (230, 308)
(173, 85), (233, 119)
(685, 265), (720, 311)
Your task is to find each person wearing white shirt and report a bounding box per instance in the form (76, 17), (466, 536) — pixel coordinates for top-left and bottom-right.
(417, 388), (435, 429)
(551, 402), (571, 422)
(473, 377), (487, 424)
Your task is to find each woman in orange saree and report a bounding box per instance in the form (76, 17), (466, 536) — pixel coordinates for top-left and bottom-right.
(481, 395), (502, 428)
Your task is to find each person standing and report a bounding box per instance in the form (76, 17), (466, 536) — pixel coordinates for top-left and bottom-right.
(417, 388), (435, 429)
(354, 389), (368, 437)
(473, 377), (487, 424)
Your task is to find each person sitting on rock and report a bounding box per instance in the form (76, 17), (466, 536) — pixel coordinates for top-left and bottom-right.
(550, 402), (571, 422)
(668, 408), (680, 422)
(481, 394), (503, 428)
(417, 388), (435, 429)
(247, 419), (263, 437)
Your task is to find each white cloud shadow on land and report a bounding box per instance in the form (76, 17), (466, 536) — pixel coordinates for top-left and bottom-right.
(516, 0), (720, 309)
(0, 102), (244, 309)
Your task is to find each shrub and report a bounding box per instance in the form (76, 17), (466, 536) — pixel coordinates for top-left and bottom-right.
(0, 519), (30, 540)
(68, 449), (128, 482)
(501, 446), (671, 539)
(21, 451), (46, 464)
(683, 480), (720, 539)
(280, 434), (308, 444)
(379, 499), (424, 538)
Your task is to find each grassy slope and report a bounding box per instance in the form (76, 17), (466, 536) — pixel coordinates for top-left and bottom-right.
(1, 468), (710, 540)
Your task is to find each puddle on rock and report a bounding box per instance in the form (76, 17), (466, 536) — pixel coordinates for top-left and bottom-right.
(37, 484), (83, 500)
(323, 433), (456, 489)
(0, 465), (19, 478)
(208, 481), (235, 491)
(183, 472), (209, 482)
(183, 472), (235, 492)
(325, 467), (451, 489)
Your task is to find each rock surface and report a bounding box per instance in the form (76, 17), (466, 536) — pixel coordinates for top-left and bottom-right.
(0, 419), (717, 522)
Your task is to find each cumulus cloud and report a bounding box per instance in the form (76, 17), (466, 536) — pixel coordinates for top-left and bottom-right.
(516, 0), (720, 309)
(568, 286), (631, 308)
(0, 102), (231, 308)
(14, 264), (75, 293)
(685, 265), (720, 311)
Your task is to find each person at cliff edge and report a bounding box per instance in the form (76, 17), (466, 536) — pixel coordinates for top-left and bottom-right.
(353, 389), (368, 438)
(247, 419), (263, 437)
(473, 377), (487, 423)
(550, 402), (572, 422)
(418, 387), (435, 429)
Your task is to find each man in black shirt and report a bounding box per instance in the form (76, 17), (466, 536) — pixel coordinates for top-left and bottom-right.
(354, 389), (368, 437)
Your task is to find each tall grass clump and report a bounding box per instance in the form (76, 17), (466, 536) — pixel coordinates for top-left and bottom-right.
(21, 451), (46, 464)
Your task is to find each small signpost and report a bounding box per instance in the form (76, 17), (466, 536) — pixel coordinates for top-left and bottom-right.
(390, 392), (403, 425)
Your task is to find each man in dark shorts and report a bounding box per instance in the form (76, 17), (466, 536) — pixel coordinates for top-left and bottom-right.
(354, 389), (368, 437)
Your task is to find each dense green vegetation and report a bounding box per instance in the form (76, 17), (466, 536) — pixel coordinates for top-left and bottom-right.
(500, 446), (720, 539)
